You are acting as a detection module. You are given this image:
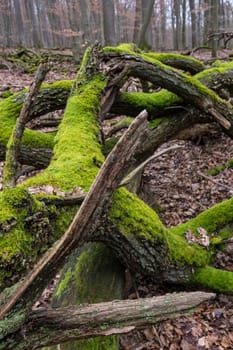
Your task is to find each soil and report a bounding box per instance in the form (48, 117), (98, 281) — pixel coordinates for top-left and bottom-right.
(0, 56), (233, 350)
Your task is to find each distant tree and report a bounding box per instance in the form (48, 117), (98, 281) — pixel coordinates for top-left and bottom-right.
(189, 0), (197, 48)
(211, 0), (218, 57)
(137, 0), (155, 49)
(133, 0), (141, 43)
(101, 0), (116, 45)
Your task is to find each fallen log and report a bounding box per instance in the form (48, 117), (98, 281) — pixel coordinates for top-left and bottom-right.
(9, 292), (214, 350)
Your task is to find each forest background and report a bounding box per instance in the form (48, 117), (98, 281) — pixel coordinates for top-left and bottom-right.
(0, 0), (233, 56)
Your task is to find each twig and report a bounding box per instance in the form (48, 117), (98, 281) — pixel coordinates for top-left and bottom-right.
(197, 171), (233, 192)
(120, 144), (183, 187)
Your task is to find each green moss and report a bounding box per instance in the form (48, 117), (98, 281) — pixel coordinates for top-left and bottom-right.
(226, 158), (233, 168)
(144, 52), (205, 71)
(165, 230), (210, 266)
(0, 188), (58, 289)
(116, 116), (134, 127)
(73, 244), (124, 304)
(54, 267), (73, 298)
(41, 79), (73, 91)
(207, 164), (225, 176)
(53, 206), (77, 241)
(148, 118), (164, 128)
(109, 188), (210, 267)
(0, 93), (54, 149)
(120, 90), (181, 116)
(184, 74), (220, 101)
(0, 90), (13, 99)
(170, 197), (233, 238)
(44, 336), (118, 350)
(110, 188), (166, 241)
(102, 137), (119, 156)
(195, 61), (233, 80)
(23, 75), (106, 192)
(50, 243), (123, 350)
(206, 158), (233, 176)
(192, 266), (233, 293)
(102, 43), (141, 54)
(218, 224), (233, 240)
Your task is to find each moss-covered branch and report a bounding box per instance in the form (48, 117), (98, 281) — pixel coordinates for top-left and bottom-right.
(1, 44), (233, 349)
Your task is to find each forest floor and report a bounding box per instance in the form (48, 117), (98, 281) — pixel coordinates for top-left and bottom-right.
(0, 59), (233, 350)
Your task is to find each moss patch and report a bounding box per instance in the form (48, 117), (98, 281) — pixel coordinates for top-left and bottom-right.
(109, 188), (166, 241)
(192, 266), (233, 294)
(170, 197), (233, 238)
(120, 90), (181, 117)
(207, 164), (225, 176)
(23, 75), (106, 192)
(144, 52), (205, 72)
(51, 243), (124, 350)
(165, 230), (210, 266)
(0, 188), (59, 290)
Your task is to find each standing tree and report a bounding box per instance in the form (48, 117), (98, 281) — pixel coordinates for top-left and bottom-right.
(211, 0), (219, 57)
(189, 0), (197, 48)
(137, 0), (155, 49)
(102, 0), (116, 45)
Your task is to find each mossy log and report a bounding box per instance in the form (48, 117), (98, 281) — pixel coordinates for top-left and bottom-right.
(6, 291), (215, 349)
(0, 45), (233, 349)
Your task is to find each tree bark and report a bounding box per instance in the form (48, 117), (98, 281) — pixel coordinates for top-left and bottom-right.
(2, 292), (214, 350)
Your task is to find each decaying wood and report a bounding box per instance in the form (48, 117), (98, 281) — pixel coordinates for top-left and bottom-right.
(4, 292), (215, 350)
(3, 62), (50, 188)
(100, 52), (233, 135)
(0, 110), (148, 321)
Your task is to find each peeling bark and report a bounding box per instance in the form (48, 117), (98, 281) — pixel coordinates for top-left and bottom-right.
(2, 292), (214, 350)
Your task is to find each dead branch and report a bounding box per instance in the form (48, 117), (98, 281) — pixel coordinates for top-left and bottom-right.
(197, 171), (233, 192)
(120, 144), (183, 187)
(3, 62), (50, 188)
(14, 292), (215, 349)
(0, 110), (148, 321)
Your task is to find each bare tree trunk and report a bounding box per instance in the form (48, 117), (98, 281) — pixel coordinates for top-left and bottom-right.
(101, 0), (116, 45)
(160, 0), (166, 50)
(133, 0), (141, 43)
(211, 0), (219, 57)
(189, 0), (197, 48)
(137, 0), (155, 49)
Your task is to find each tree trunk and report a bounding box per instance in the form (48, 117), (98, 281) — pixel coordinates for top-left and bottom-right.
(5, 291), (215, 349)
(101, 0), (116, 45)
(137, 0), (155, 49)
(211, 0), (219, 57)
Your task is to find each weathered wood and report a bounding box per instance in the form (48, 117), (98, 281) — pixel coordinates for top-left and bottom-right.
(3, 62), (50, 188)
(4, 292), (215, 350)
(100, 52), (233, 134)
(0, 110), (148, 321)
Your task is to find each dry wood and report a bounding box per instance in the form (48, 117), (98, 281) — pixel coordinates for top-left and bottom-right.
(14, 292), (215, 349)
(120, 144), (183, 187)
(0, 110), (148, 321)
(3, 62), (50, 188)
(197, 171), (233, 192)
